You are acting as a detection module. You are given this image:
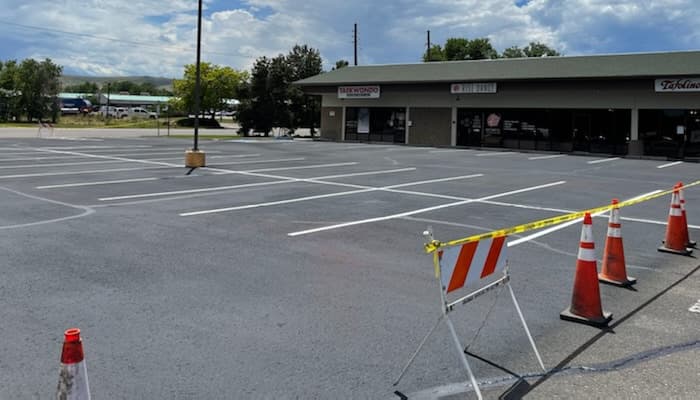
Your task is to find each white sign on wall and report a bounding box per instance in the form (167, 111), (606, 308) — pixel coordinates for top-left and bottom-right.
(338, 86), (381, 99)
(451, 82), (497, 94)
(655, 78), (700, 92)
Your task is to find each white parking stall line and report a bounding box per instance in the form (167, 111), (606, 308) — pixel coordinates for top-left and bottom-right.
(29, 148), (180, 167)
(1, 159), (128, 169)
(528, 154), (566, 160)
(150, 153), (261, 162)
(238, 162), (358, 173)
(301, 167), (416, 180)
(99, 167), (414, 201)
(42, 145), (154, 150)
(209, 162), (362, 175)
(37, 177), (160, 189)
(0, 166), (168, 180)
(429, 149), (473, 154)
(587, 157), (621, 164)
(476, 151), (516, 157)
(507, 190), (662, 247)
(207, 157), (306, 166)
(179, 174), (484, 216)
(657, 161), (683, 169)
(286, 181), (566, 237)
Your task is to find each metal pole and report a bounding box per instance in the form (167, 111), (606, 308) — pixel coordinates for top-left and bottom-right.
(106, 83), (111, 122)
(353, 23), (358, 66)
(507, 282), (546, 372)
(427, 30), (431, 61)
(445, 316), (483, 400)
(193, 0), (203, 151)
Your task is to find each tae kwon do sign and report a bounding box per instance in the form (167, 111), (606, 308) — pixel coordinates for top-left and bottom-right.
(338, 86), (381, 99)
(655, 78), (700, 92)
(451, 82), (497, 94)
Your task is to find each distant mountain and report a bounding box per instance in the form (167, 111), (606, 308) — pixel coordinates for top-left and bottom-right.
(60, 75), (174, 91)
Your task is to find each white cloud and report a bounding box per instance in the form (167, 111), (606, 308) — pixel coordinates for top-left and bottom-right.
(0, 0), (699, 77)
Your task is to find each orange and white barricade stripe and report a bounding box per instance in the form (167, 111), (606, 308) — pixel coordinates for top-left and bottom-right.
(394, 231), (545, 400)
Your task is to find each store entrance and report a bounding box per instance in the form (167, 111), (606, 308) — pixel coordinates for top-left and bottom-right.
(456, 110), (483, 146)
(344, 107), (406, 143)
(572, 113), (592, 151)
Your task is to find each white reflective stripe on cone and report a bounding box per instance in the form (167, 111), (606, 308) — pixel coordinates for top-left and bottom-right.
(578, 247), (596, 262)
(670, 206), (683, 217)
(57, 361), (91, 400)
(610, 208), (621, 224)
(607, 227), (622, 238)
(580, 225), (594, 243)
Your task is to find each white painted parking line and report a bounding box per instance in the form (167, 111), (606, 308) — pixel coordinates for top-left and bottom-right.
(0, 151), (200, 163)
(36, 177), (160, 189)
(31, 148), (180, 167)
(99, 167), (414, 201)
(179, 174), (484, 216)
(476, 151), (516, 157)
(150, 153), (261, 162)
(286, 181), (566, 237)
(239, 162), (357, 173)
(587, 157), (621, 164)
(304, 168), (416, 180)
(0, 166), (168, 180)
(507, 190), (662, 247)
(657, 161), (683, 169)
(429, 149), (472, 153)
(208, 157), (306, 166)
(1, 159), (127, 169)
(528, 154), (566, 160)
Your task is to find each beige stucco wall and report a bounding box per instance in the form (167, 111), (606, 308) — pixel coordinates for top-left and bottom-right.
(408, 108), (452, 146)
(320, 107), (343, 141)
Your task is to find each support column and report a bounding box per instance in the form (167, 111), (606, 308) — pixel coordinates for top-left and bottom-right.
(628, 107), (643, 156)
(451, 106), (457, 147)
(405, 107), (410, 144)
(341, 106), (347, 142)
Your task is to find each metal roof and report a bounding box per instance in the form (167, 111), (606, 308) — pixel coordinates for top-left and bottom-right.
(99, 94), (172, 103)
(295, 51), (700, 86)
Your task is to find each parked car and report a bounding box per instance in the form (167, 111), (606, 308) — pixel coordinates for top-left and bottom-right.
(60, 99), (92, 115)
(128, 107), (158, 119)
(100, 106), (129, 118)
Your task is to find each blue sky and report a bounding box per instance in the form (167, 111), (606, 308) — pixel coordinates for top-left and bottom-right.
(0, 0), (699, 77)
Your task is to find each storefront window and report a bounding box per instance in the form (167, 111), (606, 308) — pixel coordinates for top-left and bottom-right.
(345, 107), (406, 143)
(640, 109), (700, 157)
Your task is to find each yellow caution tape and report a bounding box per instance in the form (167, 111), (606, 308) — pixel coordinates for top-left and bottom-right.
(425, 180), (700, 254)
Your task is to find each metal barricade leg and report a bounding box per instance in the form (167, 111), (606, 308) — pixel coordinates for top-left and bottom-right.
(393, 315), (444, 386)
(445, 316), (483, 400)
(507, 283), (546, 372)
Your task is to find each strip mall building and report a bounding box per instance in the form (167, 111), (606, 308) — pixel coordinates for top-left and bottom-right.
(295, 51), (700, 159)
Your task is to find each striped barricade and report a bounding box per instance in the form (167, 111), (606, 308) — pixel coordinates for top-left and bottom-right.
(394, 232), (545, 400)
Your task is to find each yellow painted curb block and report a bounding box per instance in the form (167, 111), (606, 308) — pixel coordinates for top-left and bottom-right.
(185, 149), (206, 168)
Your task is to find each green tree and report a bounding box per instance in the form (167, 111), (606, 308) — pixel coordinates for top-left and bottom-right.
(0, 60), (20, 121)
(523, 41), (560, 57)
(444, 38), (470, 60)
(422, 45), (446, 62)
(16, 58), (62, 122)
(501, 46), (525, 58)
(173, 62), (247, 119)
(333, 59), (350, 70)
(238, 44), (323, 136)
(428, 37), (498, 61)
(465, 38), (498, 60)
(286, 45), (323, 134)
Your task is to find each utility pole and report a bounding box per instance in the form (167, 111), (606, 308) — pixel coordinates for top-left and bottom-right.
(427, 30), (431, 61)
(185, 0), (206, 167)
(106, 83), (111, 121)
(354, 23), (358, 66)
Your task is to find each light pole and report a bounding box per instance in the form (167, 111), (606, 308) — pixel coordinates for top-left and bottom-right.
(185, 0), (206, 168)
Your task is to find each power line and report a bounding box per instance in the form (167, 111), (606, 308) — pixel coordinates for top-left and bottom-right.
(0, 20), (248, 59)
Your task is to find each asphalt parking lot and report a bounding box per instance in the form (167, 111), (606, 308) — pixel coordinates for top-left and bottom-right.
(0, 133), (697, 399)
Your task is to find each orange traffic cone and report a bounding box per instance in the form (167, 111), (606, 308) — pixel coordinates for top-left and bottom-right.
(658, 186), (693, 256)
(56, 328), (91, 400)
(677, 182), (697, 248)
(598, 199), (636, 287)
(560, 213), (613, 327)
